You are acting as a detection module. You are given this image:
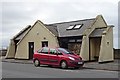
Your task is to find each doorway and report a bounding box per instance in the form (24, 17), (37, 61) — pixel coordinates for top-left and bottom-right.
(89, 37), (101, 61)
(28, 42), (34, 59)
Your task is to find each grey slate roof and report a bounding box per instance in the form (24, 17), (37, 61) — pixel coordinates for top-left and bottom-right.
(13, 25), (31, 40)
(46, 18), (96, 37)
(45, 24), (58, 36)
(89, 28), (106, 37)
(13, 18), (96, 40)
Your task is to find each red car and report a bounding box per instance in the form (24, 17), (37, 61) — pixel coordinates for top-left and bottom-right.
(33, 47), (84, 69)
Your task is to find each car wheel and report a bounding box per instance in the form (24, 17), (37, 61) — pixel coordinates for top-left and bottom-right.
(60, 61), (68, 69)
(34, 59), (40, 67)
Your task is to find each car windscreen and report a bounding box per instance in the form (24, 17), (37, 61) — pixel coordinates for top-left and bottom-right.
(58, 48), (73, 54)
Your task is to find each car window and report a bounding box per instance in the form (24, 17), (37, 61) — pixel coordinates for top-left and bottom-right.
(58, 48), (73, 54)
(41, 47), (49, 54)
(50, 48), (63, 55)
(57, 51), (63, 55)
(50, 49), (57, 55)
(37, 49), (42, 53)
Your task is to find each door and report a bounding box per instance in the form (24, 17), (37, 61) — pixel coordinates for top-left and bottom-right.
(49, 48), (59, 65)
(29, 42), (34, 59)
(42, 41), (48, 47)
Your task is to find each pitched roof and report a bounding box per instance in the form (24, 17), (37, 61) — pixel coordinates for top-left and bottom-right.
(13, 17), (96, 41)
(46, 18), (96, 37)
(13, 25), (31, 40)
(45, 24), (58, 36)
(89, 28), (106, 37)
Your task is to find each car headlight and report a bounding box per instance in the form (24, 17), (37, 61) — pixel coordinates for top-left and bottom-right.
(69, 57), (75, 61)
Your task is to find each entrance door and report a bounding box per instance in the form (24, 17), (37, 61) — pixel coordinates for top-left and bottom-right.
(28, 42), (34, 59)
(89, 37), (101, 61)
(42, 41), (48, 47)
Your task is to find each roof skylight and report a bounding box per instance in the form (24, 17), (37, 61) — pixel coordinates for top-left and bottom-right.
(66, 24), (83, 30)
(74, 24), (82, 29)
(66, 25), (74, 30)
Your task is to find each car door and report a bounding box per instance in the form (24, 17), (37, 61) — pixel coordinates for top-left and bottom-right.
(39, 47), (49, 64)
(48, 48), (60, 65)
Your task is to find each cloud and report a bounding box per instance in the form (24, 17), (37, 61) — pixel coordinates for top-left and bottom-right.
(1, 0), (119, 49)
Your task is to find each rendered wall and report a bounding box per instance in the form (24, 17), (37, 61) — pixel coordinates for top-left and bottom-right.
(80, 15), (107, 61)
(5, 39), (15, 58)
(80, 35), (89, 60)
(99, 27), (114, 62)
(15, 21), (59, 59)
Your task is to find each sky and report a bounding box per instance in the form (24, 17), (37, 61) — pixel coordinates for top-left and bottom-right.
(0, 0), (119, 49)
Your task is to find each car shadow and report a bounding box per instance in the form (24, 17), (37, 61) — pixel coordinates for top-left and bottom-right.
(38, 65), (85, 70)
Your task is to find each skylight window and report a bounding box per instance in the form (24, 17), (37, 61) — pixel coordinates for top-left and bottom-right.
(66, 25), (74, 30)
(74, 24), (82, 29)
(66, 24), (83, 30)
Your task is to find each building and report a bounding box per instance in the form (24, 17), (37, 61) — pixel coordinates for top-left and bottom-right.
(6, 15), (114, 62)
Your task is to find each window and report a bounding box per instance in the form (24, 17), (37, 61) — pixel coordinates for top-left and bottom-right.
(76, 39), (82, 42)
(69, 39), (75, 42)
(50, 48), (63, 55)
(50, 49), (57, 55)
(37, 49), (42, 53)
(66, 25), (74, 30)
(41, 47), (49, 54)
(58, 52), (63, 55)
(66, 24), (83, 30)
(42, 41), (48, 47)
(58, 48), (73, 54)
(74, 24), (82, 29)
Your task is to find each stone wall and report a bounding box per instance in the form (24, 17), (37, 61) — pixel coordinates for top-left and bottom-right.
(114, 49), (120, 59)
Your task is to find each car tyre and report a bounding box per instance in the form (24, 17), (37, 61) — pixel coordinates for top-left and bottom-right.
(34, 59), (40, 67)
(60, 61), (68, 69)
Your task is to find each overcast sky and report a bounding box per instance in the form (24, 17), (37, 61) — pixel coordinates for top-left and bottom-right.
(0, 0), (119, 49)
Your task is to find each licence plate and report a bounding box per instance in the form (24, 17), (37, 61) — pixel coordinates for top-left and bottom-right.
(78, 62), (83, 64)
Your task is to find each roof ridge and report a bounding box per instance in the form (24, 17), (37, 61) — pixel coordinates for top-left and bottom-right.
(13, 25), (31, 40)
(45, 18), (96, 26)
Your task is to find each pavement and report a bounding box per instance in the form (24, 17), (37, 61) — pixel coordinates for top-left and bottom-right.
(84, 60), (119, 71)
(1, 56), (119, 71)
